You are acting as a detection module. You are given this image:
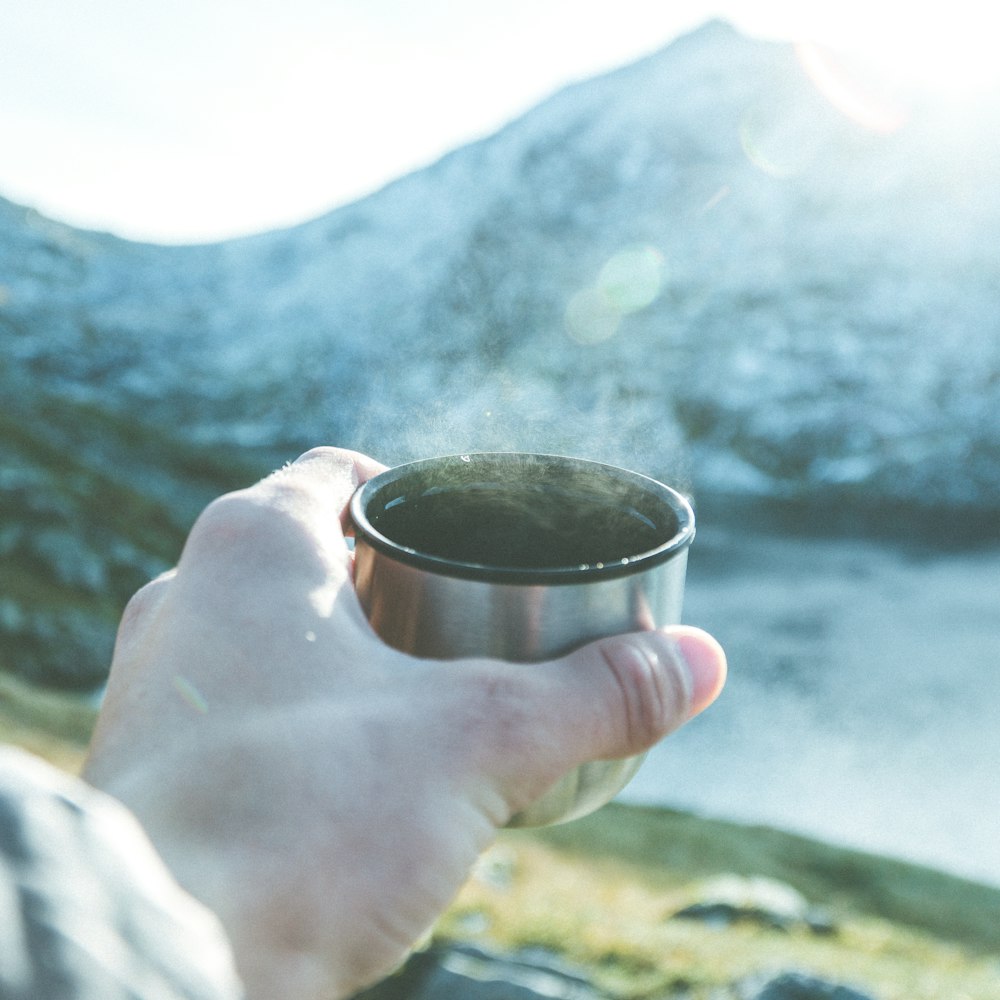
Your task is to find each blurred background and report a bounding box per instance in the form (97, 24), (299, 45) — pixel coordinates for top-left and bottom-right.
(2, 0), (999, 894)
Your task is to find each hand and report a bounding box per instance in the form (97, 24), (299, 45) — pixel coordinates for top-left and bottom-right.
(84, 447), (726, 1000)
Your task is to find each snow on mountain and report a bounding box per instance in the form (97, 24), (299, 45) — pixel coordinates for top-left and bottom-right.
(4, 19), (1000, 683)
(10, 20), (1000, 506)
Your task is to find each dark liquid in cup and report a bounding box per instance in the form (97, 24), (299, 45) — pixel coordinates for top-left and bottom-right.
(369, 482), (675, 570)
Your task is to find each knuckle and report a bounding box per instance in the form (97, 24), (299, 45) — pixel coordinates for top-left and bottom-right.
(185, 491), (271, 556)
(179, 475), (352, 600)
(293, 445), (348, 464)
(181, 489), (320, 584)
(117, 571), (174, 639)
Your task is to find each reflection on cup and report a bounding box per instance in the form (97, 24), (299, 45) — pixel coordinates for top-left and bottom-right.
(349, 452), (694, 827)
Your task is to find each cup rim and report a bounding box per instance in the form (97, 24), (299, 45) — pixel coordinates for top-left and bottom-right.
(349, 451), (695, 585)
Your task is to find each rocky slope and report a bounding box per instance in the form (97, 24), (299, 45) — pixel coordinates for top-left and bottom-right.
(3, 19), (1000, 686)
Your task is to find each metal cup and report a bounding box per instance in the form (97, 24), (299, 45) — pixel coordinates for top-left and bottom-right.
(349, 452), (695, 827)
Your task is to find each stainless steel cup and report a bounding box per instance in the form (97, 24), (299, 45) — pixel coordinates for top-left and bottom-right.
(349, 452), (695, 827)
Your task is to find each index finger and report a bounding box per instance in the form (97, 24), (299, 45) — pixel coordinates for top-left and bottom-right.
(177, 447), (386, 580)
(261, 447), (388, 532)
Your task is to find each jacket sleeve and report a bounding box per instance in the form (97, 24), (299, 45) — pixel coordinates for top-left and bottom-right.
(0, 745), (244, 1000)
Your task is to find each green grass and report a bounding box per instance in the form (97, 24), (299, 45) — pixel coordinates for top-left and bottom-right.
(0, 670), (96, 773)
(435, 804), (1000, 998)
(530, 804), (1000, 952)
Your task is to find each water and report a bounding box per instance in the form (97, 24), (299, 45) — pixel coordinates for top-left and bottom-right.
(618, 526), (1000, 888)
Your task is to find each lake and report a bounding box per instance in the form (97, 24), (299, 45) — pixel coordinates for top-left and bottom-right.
(620, 523), (1000, 887)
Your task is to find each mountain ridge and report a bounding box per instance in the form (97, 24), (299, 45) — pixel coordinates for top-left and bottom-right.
(4, 18), (1000, 684)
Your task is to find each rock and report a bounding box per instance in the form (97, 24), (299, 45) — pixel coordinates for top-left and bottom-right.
(352, 943), (609, 999)
(351, 947), (882, 1000)
(737, 970), (879, 1000)
(673, 875), (836, 935)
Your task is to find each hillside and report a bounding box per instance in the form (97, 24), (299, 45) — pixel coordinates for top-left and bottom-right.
(3, 19), (1000, 674)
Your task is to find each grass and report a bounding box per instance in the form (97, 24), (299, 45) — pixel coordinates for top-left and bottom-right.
(439, 810), (1000, 998)
(3, 673), (998, 999)
(0, 669), (96, 774)
(530, 804), (1000, 952)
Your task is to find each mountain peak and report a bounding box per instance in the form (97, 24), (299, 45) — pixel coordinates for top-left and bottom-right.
(3, 18), (999, 524)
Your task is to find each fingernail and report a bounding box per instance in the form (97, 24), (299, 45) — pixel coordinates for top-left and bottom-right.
(671, 628), (727, 717)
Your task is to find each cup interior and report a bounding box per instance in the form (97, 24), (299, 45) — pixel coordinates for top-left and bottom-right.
(351, 453), (693, 581)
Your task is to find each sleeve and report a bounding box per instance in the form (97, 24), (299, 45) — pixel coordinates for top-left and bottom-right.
(0, 745), (245, 1000)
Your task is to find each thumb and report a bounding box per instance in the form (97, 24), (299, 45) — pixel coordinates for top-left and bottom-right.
(549, 626), (727, 764)
(469, 626), (726, 820)
(456, 625), (726, 824)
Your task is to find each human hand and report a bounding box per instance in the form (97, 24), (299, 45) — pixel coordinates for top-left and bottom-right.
(84, 447), (726, 1000)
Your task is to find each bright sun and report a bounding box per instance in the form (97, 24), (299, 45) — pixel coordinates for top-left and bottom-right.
(768, 4), (1000, 133)
(838, 9), (1000, 97)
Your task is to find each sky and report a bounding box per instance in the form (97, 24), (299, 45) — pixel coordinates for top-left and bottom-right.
(3, 0), (998, 244)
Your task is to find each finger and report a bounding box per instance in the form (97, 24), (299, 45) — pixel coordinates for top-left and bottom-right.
(448, 627), (725, 819)
(263, 446), (388, 524)
(178, 447), (385, 581)
(266, 446), (389, 535)
(284, 446), (387, 491)
(672, 626), (728, 718)
(486, 626), (726, 771)
(555, 626), (726, 760)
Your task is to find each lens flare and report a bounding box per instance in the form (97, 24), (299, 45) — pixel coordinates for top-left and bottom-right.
(740, 102), (824, 178)
(172, 674), (209, 714)
(565, 286), (622, 345)
(597, 246), (666, 313)
(565, 245), (666, 345)
(796, 41), (908, 134)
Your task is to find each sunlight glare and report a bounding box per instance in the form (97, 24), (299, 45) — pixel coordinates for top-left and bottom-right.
(565, 245), (666, 345)
(795, 42), (907, 134)
(853, 13), (1000, 96)
(803, 5), (1000, 104)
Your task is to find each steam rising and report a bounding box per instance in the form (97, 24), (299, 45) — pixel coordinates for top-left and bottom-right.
(342, 237), (687, 495)
(345, 368), (693, 503)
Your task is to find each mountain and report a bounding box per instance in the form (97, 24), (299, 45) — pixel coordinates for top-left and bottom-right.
(3, 19), (1000, 685)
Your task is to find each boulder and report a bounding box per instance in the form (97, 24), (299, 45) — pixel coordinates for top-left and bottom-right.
(352, 943), (608, 1000)
(738, 970), (879, 1000)
(673, 875), (836, 934)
